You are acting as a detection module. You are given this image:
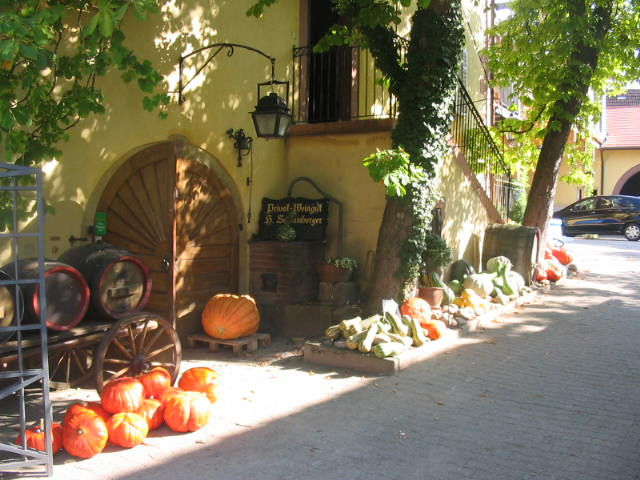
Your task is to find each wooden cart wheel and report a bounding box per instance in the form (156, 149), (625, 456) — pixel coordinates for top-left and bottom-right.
(48, 344), (96, 389)
(94, 312), (181, 392)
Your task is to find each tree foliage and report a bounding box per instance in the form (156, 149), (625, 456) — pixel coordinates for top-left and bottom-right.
(250, 0), (464, 309)
(0, 0), (168, 169)
(486, 0), (640, 235)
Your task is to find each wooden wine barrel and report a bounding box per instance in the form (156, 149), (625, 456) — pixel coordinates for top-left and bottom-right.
(0, 269), (24, 344)
(58, 243), (152, 320)
(4, 259), (91, 331)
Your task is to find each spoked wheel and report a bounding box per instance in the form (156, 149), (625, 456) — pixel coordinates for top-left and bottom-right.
(48, 343), (97, 389)
(94, 312), (181, 392)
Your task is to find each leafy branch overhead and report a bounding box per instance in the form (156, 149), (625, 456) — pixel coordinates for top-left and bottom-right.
(0, 0), (169, 167)
(485, 0), (640, 234)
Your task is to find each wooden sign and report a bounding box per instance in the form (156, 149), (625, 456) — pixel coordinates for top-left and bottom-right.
(258, 197), (329, 241)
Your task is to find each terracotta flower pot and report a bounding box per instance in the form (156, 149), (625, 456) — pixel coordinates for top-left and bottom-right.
(316, 264), (353, 283)
(418, 286), (443, 308)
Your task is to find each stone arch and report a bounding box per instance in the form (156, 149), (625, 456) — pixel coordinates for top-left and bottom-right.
(612, 163), (640, 196)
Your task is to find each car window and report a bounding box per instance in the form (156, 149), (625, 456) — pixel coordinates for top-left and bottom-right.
(612, 197), (637, 209)
(571, 198), (596, 212)
(597, 197), (614, 209)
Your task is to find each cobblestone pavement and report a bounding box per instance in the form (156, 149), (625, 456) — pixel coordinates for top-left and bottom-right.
(3, 236), (640, 480)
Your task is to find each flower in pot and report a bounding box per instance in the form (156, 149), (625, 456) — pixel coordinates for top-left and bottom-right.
(317, 256), (358, 283)
(419, 233), (454, 307)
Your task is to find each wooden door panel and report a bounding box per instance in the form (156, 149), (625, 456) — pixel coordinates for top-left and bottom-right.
(98, 145), (238, 339)
(174, 158), (238, 337)
(98, 142), (176, 322)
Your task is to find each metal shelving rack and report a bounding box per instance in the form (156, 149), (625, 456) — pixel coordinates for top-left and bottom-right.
(0, 163), (53, 476)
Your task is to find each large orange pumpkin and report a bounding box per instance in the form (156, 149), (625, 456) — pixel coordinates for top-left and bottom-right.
(178, 367), (219, 403)
(201, 294), (260, 340)
(106, 412), (149, 448)
(137, 367), (172, 399)
(62, 411), (108, 458)
(136, 398), (165, 431)
(163, 390), (211, 433)
(16, 422), (63, 454)
(100, 377), (145, 414)
(400, 297), (432, 324)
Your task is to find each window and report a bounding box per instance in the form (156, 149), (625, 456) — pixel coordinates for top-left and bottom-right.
(571, 198), (596, 212)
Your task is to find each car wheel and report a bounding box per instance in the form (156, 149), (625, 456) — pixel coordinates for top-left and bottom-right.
(623, 222), (640, 241)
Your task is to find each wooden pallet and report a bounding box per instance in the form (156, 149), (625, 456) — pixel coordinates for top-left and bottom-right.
(186, 333), (271, 354)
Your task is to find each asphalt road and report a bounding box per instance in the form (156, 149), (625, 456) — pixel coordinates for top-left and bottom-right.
(2, 233), (640, 480)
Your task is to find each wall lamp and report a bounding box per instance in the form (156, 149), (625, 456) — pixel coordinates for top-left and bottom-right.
(227, 128), (253, 167)
(178, 43), (292, 139)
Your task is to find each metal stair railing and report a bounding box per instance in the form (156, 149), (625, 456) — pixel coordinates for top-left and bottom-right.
(451, 78), (515, 219)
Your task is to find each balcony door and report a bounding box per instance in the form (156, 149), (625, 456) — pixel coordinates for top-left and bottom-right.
(307, 0), (353, 122)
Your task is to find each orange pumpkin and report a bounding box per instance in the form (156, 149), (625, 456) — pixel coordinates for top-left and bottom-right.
(201, 294), (260, 340)
(163, 390), (211, 433)
(178, 367), (219, 403)
(106, 412), (149, 448)
(64, 401), (111, 424)
(159, 386), (185, 405)
(422, 319), (447, 340)
(100, 377), (145, 414)
(135, 398), (165, 431)
(138, 367), (172, 399)
(400, 297), (432, 324)
(62, 411), (108, 458)
(16, 422), (63, 454)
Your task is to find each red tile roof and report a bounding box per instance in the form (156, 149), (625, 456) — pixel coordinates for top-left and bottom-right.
(604, 92), (640, 149)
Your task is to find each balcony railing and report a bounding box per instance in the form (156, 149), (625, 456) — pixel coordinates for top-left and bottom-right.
(291, 45), (517, 218)
(292, 46), (397, 123)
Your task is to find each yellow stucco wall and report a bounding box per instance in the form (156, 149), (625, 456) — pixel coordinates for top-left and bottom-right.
(553, 159), (584, 211)
(14, 0), (300, 290)
(286, 131), (493, 287)
(597, 149), (640, 194)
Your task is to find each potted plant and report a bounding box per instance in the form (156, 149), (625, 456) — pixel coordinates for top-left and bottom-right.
(418, 233), (453, 307)
(317, 256), (358, 283)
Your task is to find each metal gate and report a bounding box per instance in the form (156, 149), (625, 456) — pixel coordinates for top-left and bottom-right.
(0, 163), (53, 476)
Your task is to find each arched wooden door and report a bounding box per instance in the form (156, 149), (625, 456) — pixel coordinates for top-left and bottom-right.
(97, 141), (239, 339)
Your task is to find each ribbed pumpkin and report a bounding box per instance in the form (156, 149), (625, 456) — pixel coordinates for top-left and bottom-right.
(135, 398), (165, 431)
(64, 401), (111, 424)
(163, 390), (211, 433)
(16, 422), (63, 454)
(62, 411), (108, 458)
(400, 297), (432, 324)
(178, 367), (219, 403)
(106, 412), (149, 448)
(137, 367), (172, 399)
(201, 294), (260, 340)
(100, 377), (145, 414)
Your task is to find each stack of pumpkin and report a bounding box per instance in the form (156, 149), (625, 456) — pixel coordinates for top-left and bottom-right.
(324, 297), (448, 359)
(17, 366), (219, 459)
(535, 245), (573, 282)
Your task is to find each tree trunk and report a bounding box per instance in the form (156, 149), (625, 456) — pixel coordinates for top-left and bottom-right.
(364, 197), (415, 314)
(523, 1), (612, 242)
(522, 112), (575, 237)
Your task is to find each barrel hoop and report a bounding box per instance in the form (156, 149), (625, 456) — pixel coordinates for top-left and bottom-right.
(33, 265), (91, 331)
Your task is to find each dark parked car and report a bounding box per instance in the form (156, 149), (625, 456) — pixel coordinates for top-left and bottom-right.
(553, 195), (640, 241)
